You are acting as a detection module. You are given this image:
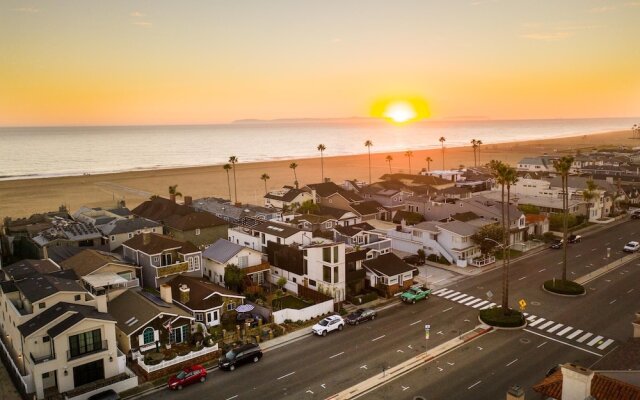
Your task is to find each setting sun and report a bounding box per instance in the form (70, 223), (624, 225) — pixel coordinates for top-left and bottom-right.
(371, 97), (430, 124)
(383, 101), (417, 123)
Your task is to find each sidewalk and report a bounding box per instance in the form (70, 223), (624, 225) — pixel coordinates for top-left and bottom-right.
(0, 362), (21, 400)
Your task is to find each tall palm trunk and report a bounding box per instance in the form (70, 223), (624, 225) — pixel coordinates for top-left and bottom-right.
(226, 171), (231, 201)
(501, 180), (508, 311)
(232, 167), (238, 204)
(505, 181), (512, 312)
(562, 174), (568, 281)
(320, 151), (324, 181)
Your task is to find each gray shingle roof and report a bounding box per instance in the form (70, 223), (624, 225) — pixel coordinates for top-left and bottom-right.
(2, 259), (61, 281)
(437, 220), (477, 236)
(363, 253), (416, 277)
(15, 273), (85, 302)
(18, 302), (114, 338)
(251, 221), (303, 239)
(101, 217), (161, 235)
(202, 239), (244, 263)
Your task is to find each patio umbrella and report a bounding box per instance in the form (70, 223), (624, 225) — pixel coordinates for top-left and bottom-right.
(236, 304), (254, 313)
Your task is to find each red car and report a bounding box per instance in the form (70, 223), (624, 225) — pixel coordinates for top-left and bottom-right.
(167, 365), (207, 390)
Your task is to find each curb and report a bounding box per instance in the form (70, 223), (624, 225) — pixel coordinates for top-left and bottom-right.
(477, 314), (527, 330)
(541, 283), (586, 297)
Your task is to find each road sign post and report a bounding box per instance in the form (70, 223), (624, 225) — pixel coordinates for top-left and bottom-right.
(425, 324), (430, 355)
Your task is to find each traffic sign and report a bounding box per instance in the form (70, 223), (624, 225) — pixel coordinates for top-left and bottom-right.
(486, 290), (493, 300)
(425, 324), (430, 340)
(518, 299), (527, 310)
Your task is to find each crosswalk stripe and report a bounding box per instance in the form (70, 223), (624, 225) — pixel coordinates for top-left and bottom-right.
(529, 318), (546, 327)
(557, 326), (573, 336)
(433, 288), (449, 295)
(473, 300), (489, 309)
(523, 313), (529, 316)
(445, 291), (461, 299)
(526, 315), (537, 322)
(456, 295), (474, 303)
(547, 324), (563, 333)
(577, 333), (593, 343)
(597, 339), (614, 350)
(480, 303), (496, 310)
(464, 298), (482, 306)
(437, 289), (454, 297)
(587, 335), (604, 347)
(538, 321), (555, 330)
(566, 329), (583, 339)
(451, 294), (468, 301)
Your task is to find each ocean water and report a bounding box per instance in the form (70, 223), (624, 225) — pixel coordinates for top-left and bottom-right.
(0, 117), (637, 181)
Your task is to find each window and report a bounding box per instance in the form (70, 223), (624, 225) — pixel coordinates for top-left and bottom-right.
(303, 259), (308, 275)
(238, 256), (248, 268)
(110, 236), (115, 241)
(195, 228), (201, 236)
(196, 313), (203, 322)
(128, 233), (133, 239)
(43, 336), (50, 343)
(162, 253), (172, 266)
(68, 329), (102, 358)
(74, 295), (81, 301)
(333, 266), (339, 283)
(323, 265), (331, 282)
(38, 302), (45, 309)
(333, 246), (338, 262)
(142, 327), (155, 344)
(227, 302), (236, 311)
(309, 279), (316, 287)
(323, 247), (331, 262)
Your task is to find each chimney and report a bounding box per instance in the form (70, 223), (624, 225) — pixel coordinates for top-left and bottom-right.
(160, 284), (172, 304)
(170, 194), (176, 203)
(179, 284), (190, 304)
(633, 311), (640, 338)
(184, 196), (192, 206)
(560, 363), (594, 400)
(143, 232), (151, 245)
(506, 385), (524, 400)
(94, 290), (108, 313)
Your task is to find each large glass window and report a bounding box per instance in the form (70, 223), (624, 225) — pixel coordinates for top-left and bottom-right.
(333, 266), (339, 283)
(323, 247), (331, 262)
(69, 329), (102, 358)
(142, 327), (155, 344)
(333, 246), (338, 262)
(323, 265), (331, 282)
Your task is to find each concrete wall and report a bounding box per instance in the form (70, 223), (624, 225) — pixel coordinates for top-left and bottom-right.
(272, 299), (334, 324)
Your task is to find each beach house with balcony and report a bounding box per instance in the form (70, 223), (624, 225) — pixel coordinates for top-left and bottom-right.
(202, 239), (270, 286)
(228, 221), (306, 253)
(122, 233), (202, 289)
(264, 186), (314, 210)
(0, 269), (132, 399)
(332, 222), (392, 259)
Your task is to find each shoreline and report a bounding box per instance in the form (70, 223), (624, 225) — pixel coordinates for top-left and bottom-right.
(0, 128), (635, 219)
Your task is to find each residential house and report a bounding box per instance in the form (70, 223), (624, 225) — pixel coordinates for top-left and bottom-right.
(228, 221), (306, 253)
(192, 197), (281, 225)
(525, 214), (549, 237)
(72, 206), (132, 230)
(267, 239), (346, 302)
(420, 169), (466, 182)
(362, 253), (416, 296)
(547, 176), (616, 220)
(60, 249), (140, 299)
(333, 223), (392, 259)
(108, 288), (193, 354)
(31, 219), (103, 259)
(264, 186), (313, 210)
(122, 233), (203, 289)
(100, 217), (162, 251)
(358, 186), (405, 211)
(1, 259), (61, 281)
(202, 239), (269, 286)
(303, 182), (363, 211)
(132, 196), (228, 248)
(516, 156), (554, 172)
(0, 269), (129, 399)
(164, 275), (245, 328)
(345, 249), (368, 297)
(316, 205), (361, 227)
(379, 173), (455, 192)
(288, 214), (339, 233)
(349, 200), (388, 221)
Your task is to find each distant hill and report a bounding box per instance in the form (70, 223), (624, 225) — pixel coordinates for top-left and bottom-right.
(231, 117), (378, 124)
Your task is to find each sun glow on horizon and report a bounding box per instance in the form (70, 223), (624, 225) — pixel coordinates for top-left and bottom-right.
(371, 97), (430, 125)
(383, 101), (417, 123)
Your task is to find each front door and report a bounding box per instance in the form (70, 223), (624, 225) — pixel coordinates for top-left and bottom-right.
(73, 359), (104, 387)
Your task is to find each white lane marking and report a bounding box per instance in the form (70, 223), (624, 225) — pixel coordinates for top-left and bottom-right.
(628, 288), (635, 294)
(465, 298), (482, 306)
(432, 288), (448, 295)
(426, 274), (433, 279)
(473, 300), (489, 309)
(538, 321), (555, 330)
(397, 349), (404, 353)
(306, 390), (314, 395)
(529, 318), (546, 327)
(436, 289), (454, 297)
(566, 329), (583, 340)
(467, 380), (482, 390)
(557, 261), (563, 265)
(477, 346), (483, 351)
(597, 339), (615, 350)
(437, 367), (443, 372)
(480, 303), (496, 310)
(538, 268), (546, 272)
(432, 278), (447, 284)
(360, 365), (368, 370)
(442, 307), (453, 312)
(447, 362), (454, 366)
(577, 333), (593, 343)
(437, 331), (444, 335)
(402, 386), (410, 391)
(277, 371), (296, 380)
(371, 335), (385, 342)
(506, 358), (518, 367)
(610, 299), (617, 304)
(576, 254), (582, 258)
(445, 291), (461, 299)
(537, 341), (547, 348)
(456, 295), (474, 303)
(557, 326), (573, 336)
(225, 396), (238, 400)
(523, 329), (603, 357)
(523, 313), (529, 316)
(329, 352), (344, 359)
(518, 276), (527, 281)
(587, 335), (604, 347)
(410, 319), (422, 326)
(527, 315), (537, 322)
(547, 324), (564, 333)
(452, 293), (469, 301)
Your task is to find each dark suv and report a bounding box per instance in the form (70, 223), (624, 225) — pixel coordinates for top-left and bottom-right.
(219, 343), (263, 371)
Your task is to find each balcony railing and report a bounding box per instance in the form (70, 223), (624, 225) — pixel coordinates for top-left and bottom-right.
(67, 340), (108, 361)
(155, 261), (189, 278)
(30, 352), (56, 364)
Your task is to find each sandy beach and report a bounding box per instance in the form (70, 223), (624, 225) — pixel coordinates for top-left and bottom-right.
(0, 129), (633, 219)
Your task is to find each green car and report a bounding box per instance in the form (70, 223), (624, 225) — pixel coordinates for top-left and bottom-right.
(400, 286), (431, 304)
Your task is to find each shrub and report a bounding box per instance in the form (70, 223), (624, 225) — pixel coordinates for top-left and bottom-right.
(177, 348), (191, 357)
(164, 352), (177, 361)
(544, 279), (585, 295)
(479, 307), (525, 328)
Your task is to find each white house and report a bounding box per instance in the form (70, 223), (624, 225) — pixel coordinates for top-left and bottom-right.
(100, 217), (162, 251)
(264, 186), (314, 210)
(202, 239), (269, 286)
(227, 221), (306, 253)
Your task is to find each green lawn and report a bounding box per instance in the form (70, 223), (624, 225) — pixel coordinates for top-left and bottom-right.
(272, 295), (312, 310)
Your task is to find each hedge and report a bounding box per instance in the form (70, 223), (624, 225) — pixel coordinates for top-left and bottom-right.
(479, 307), (525, 328)
(544, 279), (585, 295)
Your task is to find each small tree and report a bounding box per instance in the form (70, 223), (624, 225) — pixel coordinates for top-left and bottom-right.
(224, 264), (245, 292)
(297, 199), (320, 214)
(416, 249), (426, 263)
(276, 277), (287, 290)
(471, 224), (505, 254)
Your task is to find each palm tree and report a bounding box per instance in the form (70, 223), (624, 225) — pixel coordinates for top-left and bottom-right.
(503, 165), (518, 312)
(477, 140), (483, 165)
(553, 155), (574, 281)
(289, 162), (299, 188)
(489, 160), (508, 312)
(223, 164), (232, 201)
(317, 144), (326, 182)
(471, 139), (478, 167)
(229, 156), (238, 204)
(439, 136), (446, 169)
(404, 151), (414, 174)
(583, 179), (598, 222)
(425, 156), (433, 172)
(365, 140), (373, 184)
(168, 184), (183, 200)
(260, 173), (270, 194)
(385, 155), (393, 173)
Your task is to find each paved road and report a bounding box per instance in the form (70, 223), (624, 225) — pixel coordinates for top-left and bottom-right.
(139, 219), (640, 399)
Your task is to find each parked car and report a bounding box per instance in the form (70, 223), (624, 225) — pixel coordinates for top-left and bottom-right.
(402, 254), (425, 266)
(167, 365), (207, 390)
(218, 343), (263, 371)
(623, 241), (640, 252)
(549, 239), (563, 249)
(400, 285), (431, 304)
(88, 389), (120, 400)
(311, 315), (345, 336)
(345, 308), (377, 325)
(631, 210), (640, 219)
(567, 234), (582, 243)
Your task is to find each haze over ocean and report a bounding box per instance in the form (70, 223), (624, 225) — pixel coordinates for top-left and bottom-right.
(1, 117), (636, 181)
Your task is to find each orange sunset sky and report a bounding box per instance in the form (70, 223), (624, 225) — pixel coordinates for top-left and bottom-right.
(1, 0), (639, 126)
